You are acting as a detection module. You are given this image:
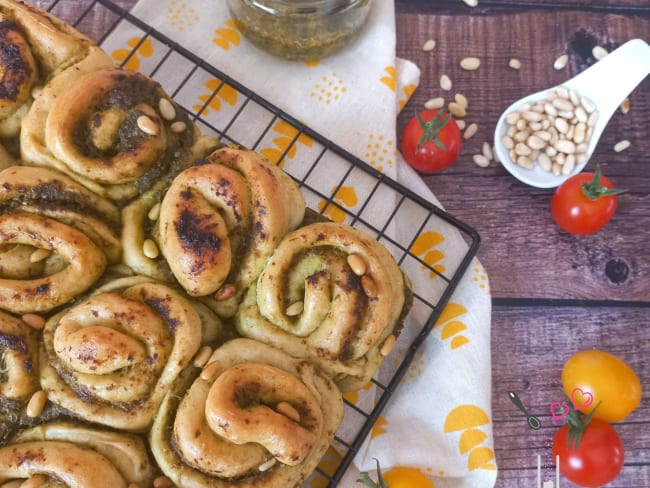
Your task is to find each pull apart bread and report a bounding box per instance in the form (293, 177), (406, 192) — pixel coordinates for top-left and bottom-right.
(0, 2), (413, 486)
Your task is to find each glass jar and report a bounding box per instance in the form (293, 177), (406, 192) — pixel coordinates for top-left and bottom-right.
(226, 0), (372, 61)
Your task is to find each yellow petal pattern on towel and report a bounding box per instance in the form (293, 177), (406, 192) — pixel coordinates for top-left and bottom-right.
(317, 186), (358, 223)
(259, 121), (314, 167)
(192, 78), (238, 115)
(112, 37), (154, 71)
(433, 303), (470, 349)
(166, 0), (199, 32)
(444, 405), (496, 471)
(410, 231), (446, 277)
(212, 19), (240, 50)
(399, 83), (417, 111)
(370, 416), (389, 439)
(380, 66), (397, 92)
(309, 447), (343, 487)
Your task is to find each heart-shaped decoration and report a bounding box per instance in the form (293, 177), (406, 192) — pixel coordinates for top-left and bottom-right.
(550, 402), (570, 421)
(571, 387), (594, 411)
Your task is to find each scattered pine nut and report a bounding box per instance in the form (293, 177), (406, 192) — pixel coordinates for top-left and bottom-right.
(455, 119), (466, 130)
(276, 401), (301, 422)
(448, 102), (466, 118)
(214, 283), (237, 301)
(347, 254), (367, 276)
(170, 121), (187, 133)
(422, 39), (436, 52)
(482, 141), (494, 161)
(148, 202), (161, 221)
(473, 154), (491, 168)
(137, 115), (159, 136)
(454, 93), (468, 109)
(424, 97), (445, 110)
(380, 334), (397, 356)
(462, 0), (479, 7)
(620, 97), (630, 114)
(258, 458), (277, 472)
(158, 98), (176, 121)
(30, 248), (51, 263)
(614, 140), (631, 152)
(285, 301), (304, 317)
(592, 45), (608, 60)
(142, 239), (159, 259)
(200, 361), (221, 382)
(459, 57), (481, 71)
(440, 74), (452, 91)
(22, 313), (45, 330)
(463, 123), (478, 140)
(26, 390), (48, 418)
(508, 58), (521, 70)
(193, 346), (213, 368)
(553, 54), (569, 70)
(361, 275), (378, 298)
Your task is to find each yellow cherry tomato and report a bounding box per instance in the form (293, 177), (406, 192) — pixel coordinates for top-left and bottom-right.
(382, 467), (435, 488)
(562, 349), (641, 423)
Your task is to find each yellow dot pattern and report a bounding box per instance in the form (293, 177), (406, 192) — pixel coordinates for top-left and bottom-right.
(310, 73), (346, 105)
(166, 1), (199, 32)
(471, 258), (490, 294)
(364, 134), (395, 172)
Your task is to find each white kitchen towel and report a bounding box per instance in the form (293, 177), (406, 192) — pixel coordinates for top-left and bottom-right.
(101, 1), (496, 486)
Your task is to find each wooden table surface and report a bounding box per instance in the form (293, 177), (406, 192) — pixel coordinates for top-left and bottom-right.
(28, 0), (650, 486)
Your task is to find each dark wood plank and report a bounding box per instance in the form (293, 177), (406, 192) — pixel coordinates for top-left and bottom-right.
(492, 305), (650, 486)
(395, 9), (650, 301)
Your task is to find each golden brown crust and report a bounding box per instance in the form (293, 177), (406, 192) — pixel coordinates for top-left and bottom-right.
(0, 0), (114, 141)
(149, 338), (344, 487)
(144, 146), (305, 316)
(0, 213), (107, 314)
(0, 310), (39, 402)
(40, 280), (203, 432)
(236, 222), (407, 392)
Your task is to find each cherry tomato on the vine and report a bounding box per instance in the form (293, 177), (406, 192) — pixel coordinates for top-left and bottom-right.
(401, 109), (462, 173)
(552, 418), (624, 487)
(551, 169), (623, 234)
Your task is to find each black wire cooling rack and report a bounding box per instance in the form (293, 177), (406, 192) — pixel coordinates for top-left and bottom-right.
(41, 1), (481, 485)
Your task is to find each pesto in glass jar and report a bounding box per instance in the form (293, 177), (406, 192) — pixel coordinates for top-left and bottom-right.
(226, 0), (372, 61)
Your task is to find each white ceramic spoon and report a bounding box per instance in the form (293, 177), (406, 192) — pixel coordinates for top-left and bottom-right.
(494, 38), (650, 188)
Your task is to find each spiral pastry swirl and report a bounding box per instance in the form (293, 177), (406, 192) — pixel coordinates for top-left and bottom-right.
(140, 146), (305, 317)
(40, 280), (202, 431)
(150, 338), (343, 487)
(22, 68), (216, 203)
(0, 0), (114, 141)
(236, 222), (410, 392)
(0, 166), (122, 264)
(0, 212), (107, 314)
(0, 422), (154, 486)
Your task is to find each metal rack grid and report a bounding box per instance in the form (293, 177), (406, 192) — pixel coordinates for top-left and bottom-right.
(43, 0), (482, 485)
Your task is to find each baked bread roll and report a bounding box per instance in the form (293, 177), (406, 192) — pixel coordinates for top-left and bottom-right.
(236, 221), (411, 392)
(39, 278), (204, 431)
(0, 0), (114, 143)
(0, 422), (154, 486)
(0, 310), (39, 404)
(21, 66), (218, 203)
(150, 338), (344, 487)
(123, 146), (306, 317)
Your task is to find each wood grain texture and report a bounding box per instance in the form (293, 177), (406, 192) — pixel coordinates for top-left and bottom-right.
(395, 8), (650, 301)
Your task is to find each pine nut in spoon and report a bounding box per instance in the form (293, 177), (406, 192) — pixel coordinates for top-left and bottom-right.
(494, 38), (650, 188)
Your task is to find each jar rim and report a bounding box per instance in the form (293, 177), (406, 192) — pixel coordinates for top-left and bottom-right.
(246, 0), (366, 15)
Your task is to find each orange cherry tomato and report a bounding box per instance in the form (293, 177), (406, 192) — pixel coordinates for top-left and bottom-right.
(382, 466), (435, 488)
(562, 349), (641, 422)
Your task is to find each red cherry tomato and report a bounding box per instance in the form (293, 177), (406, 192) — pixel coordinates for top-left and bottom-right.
(552, 418), (624, 487)
(401, 109), (461, 173)
(551, 169), (622, 234)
